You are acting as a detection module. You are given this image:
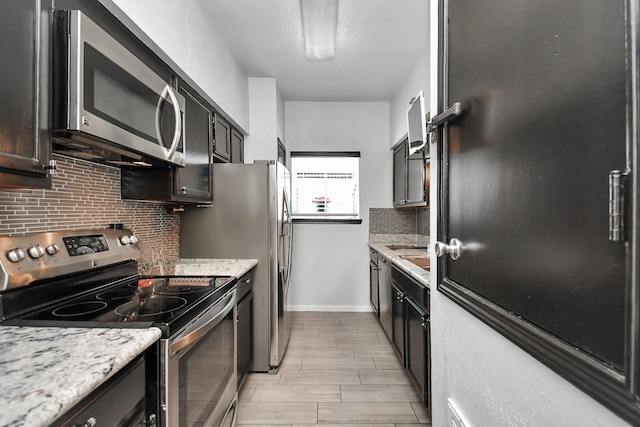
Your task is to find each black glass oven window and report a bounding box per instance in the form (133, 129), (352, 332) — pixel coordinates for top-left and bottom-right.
(63, 234), (109, 256)
(83, 44), (176, 147)
(178, 308), (234, 426)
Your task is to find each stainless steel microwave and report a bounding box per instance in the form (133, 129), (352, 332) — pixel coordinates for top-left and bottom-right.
(52, 10), (186, 167)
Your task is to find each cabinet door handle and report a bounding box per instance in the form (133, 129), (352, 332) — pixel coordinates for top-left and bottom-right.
(421, 317), (430, 329)
(70, 417), (97, 427)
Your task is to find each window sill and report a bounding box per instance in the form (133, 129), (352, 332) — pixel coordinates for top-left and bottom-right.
(292, 218), (363, 225)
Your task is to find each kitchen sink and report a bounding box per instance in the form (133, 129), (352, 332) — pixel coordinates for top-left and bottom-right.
(400, 255), (430, 270)
(386, 244), (429, 250)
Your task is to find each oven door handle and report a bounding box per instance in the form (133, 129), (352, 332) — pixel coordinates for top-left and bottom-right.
(170, 288), (236, 356)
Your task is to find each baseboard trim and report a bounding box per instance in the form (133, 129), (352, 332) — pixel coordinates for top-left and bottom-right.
(289, 305), (373, 312)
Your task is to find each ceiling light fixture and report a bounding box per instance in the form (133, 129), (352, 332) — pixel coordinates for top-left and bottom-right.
(300, 0), (339, 60)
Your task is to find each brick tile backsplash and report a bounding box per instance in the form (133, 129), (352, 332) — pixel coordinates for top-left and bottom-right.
(369, 207), (429, 236)
(0, 154), (180, 273)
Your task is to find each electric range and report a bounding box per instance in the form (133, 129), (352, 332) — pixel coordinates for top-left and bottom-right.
(0, 228), (240, 427)
(0, 228), (236, 337)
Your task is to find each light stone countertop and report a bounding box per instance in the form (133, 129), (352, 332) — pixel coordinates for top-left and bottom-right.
(0, 326), (161, 427)
(368, 236), (431, 288)
(175, 258), (258, 277)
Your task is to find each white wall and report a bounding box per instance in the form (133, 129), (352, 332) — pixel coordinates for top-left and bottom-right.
(245, 77), (286, 163)
(277, 86), (286, 147)
(111, 0), (250, 131)
(286, 102), (391, 310)
(389, 54), (430, 146)
(427, 1), (630, 426)
(389, 3), (429, 146)
(245, 78), (279, 163)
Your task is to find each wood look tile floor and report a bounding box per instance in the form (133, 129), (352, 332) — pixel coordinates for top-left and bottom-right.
(237, 311), (432, 427)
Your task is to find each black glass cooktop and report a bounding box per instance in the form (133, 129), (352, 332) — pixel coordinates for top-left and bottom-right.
(2, 274), (236, 336)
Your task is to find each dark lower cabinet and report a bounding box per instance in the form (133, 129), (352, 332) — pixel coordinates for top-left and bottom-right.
(391, 282), (405, 364)
(405, 296), (429, 407)
(388, 266), (430, 412)
(237, 269), (254, 386)
(369, 249), (380, 315)
(53, 355), (148, 427)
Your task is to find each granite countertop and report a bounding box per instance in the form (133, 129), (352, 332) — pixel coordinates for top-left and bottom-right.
(175, 258), (258, 277)
(0, 326), (161, 427)
(368, 234), (431, 288)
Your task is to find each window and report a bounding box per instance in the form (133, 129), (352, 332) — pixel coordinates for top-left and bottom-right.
(290, 151), (361, 223)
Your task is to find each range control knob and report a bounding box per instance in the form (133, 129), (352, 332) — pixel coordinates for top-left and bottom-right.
(129, 235), (139, 244)
(119, 236), (131, 245)
(46, 244), (60, 255)
(28, 245), (46, 259)
(6, 248), (26, 263)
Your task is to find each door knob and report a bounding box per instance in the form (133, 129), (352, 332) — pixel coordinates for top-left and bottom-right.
(434, 238), (462, 260)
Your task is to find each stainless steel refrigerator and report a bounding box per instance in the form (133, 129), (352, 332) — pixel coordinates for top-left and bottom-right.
(180, 160), (293, 373)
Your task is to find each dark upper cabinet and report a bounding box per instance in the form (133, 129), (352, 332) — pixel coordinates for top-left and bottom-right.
(214, 115), (232, 162)
(231, 128), (244, 164)
(121, 82), (213, 204)
(392, 143), (406, 206)
(175, 85), (214, 201)
(392, 138), (428, 208)
(0, 0), (52, 189)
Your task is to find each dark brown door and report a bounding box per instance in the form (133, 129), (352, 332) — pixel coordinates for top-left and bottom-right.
(436, 0), (635, 421)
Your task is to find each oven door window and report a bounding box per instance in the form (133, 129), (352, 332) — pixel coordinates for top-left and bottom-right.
(83, 44), (179, 149)
(176, 309), (235, 426)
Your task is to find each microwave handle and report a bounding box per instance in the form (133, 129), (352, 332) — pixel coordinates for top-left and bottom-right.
(155, 84), (183, 161)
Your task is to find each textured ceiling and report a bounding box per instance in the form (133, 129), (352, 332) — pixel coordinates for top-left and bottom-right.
(204, 0), (429, 102)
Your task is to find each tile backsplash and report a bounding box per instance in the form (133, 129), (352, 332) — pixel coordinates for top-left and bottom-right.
(0, 154), (180, 272)
(369, 207), (429, 235)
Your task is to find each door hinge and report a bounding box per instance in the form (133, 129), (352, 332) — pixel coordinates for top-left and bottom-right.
(42, 159), (57, 175)
(609, 170), (627, 241)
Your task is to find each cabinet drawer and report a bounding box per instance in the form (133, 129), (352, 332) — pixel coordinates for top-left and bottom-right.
(392, 266), (429, 313)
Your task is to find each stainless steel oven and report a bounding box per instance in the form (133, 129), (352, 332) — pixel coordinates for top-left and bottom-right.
(52, 10), (186, 167)
(161, 287), (237, 427)
(0, 229), (238, 427)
